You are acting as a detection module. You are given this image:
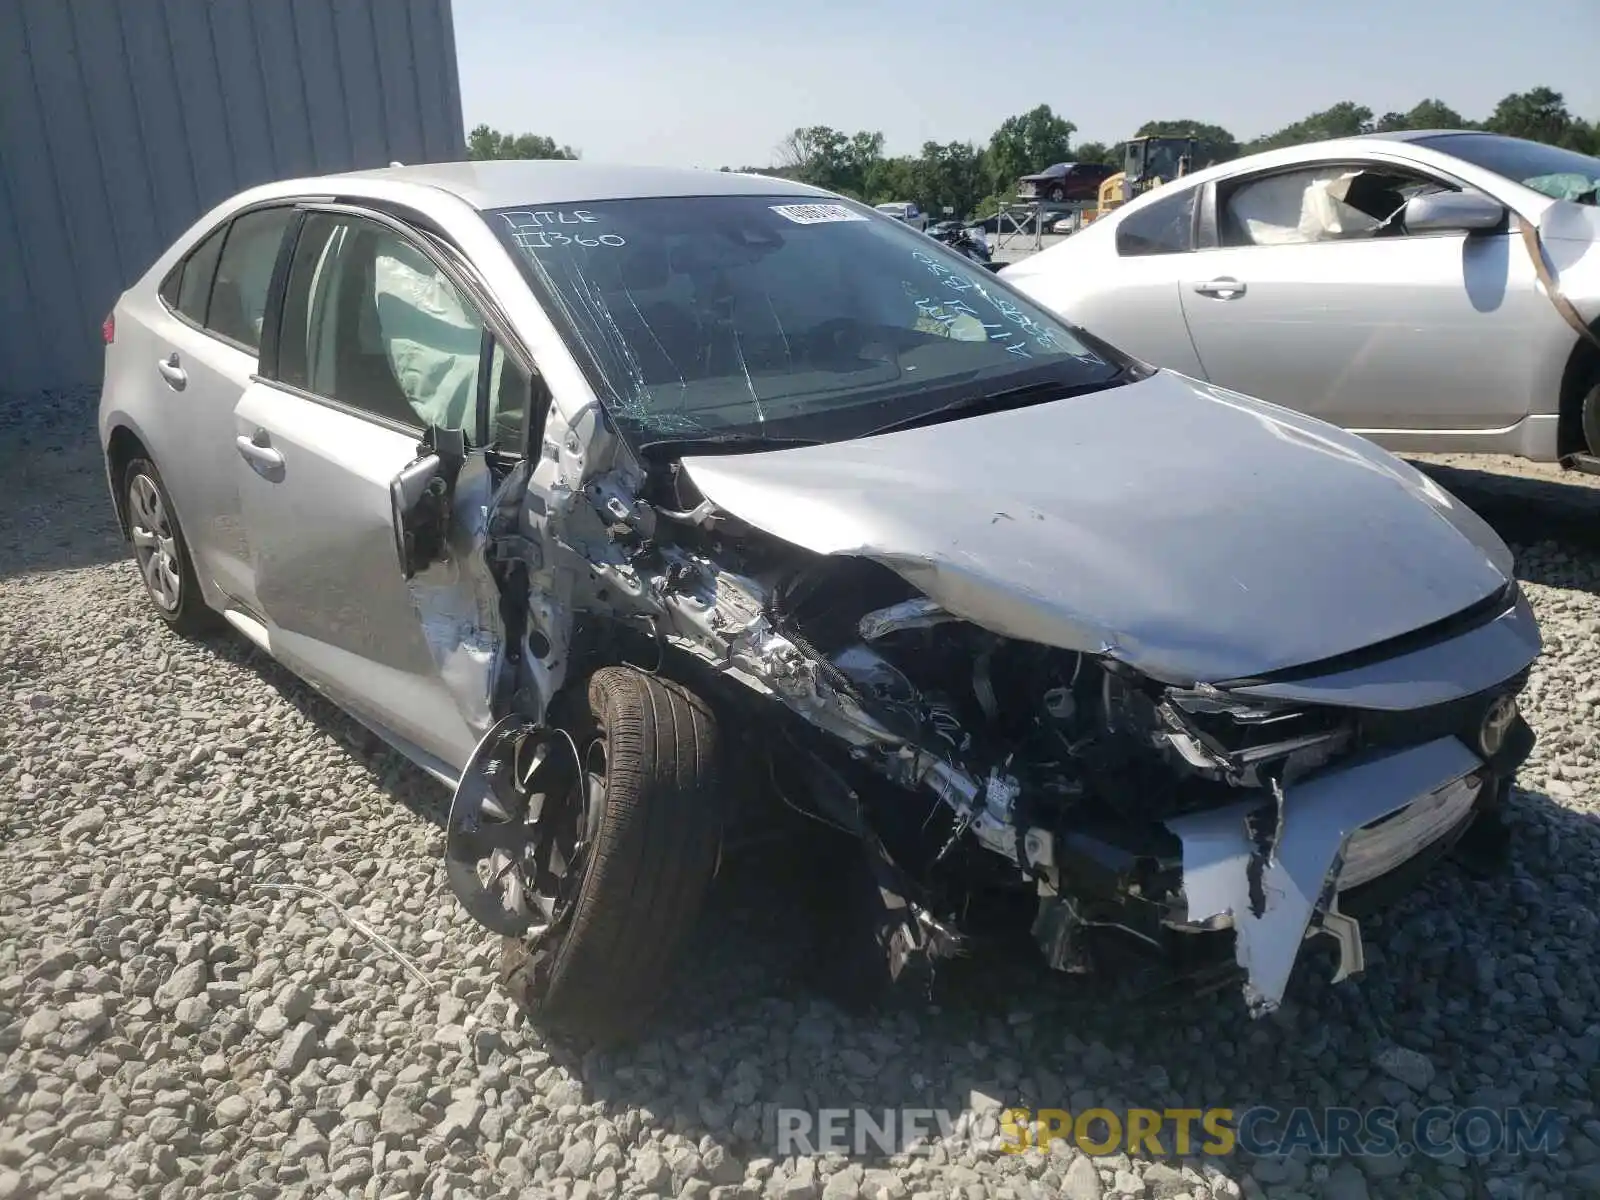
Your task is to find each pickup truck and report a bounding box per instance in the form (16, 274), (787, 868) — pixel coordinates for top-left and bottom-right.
(1016, 161), (1118, 203)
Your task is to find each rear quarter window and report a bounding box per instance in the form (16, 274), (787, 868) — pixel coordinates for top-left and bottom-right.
(170, 224), (228, 324)
(1115, 186), (1198, 257)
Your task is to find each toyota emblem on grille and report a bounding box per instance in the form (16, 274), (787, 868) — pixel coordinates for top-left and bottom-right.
(1479, 693), (1518, 758)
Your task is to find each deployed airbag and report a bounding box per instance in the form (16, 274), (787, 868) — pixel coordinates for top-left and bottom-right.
(374, 243), (483, 432)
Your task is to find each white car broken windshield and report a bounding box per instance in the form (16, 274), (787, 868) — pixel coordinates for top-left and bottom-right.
(488, 195), (1121, 446)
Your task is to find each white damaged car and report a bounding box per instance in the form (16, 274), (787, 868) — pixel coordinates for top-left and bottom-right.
(99, 162), (1539, 1040)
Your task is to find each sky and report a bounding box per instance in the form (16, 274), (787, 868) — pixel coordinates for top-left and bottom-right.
(451, 0), (1600, 169)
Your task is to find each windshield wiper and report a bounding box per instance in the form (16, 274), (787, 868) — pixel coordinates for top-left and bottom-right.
(636, 432), (824, 460)
(861, 369), (1131, 439)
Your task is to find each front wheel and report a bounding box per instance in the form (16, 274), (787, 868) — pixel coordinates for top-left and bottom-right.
(481, 668), (724, 1043)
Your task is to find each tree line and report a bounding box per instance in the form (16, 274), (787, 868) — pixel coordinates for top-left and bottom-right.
(466, 124), (579, 162)
(467, 87), (1596, 222)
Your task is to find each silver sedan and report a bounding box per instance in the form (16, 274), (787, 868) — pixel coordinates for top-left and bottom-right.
(101, 162), (1538, 1039)
(1002, 131), (1600, 464)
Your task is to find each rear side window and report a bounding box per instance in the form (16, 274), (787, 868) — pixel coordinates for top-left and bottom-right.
(208, 207), (294, 351)
(158, 261), (182, 308)
(1116, 186), (1198, 256)
(171, 224), (227, 323)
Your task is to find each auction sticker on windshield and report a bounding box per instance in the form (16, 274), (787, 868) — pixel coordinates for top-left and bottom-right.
(770, 203), (869, 224)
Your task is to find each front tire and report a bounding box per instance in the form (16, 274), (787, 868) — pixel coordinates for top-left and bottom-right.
(513, 667), (723, 1043)
(122, 457), (214, 636)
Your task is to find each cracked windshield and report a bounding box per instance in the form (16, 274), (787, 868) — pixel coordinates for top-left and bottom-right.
(491, 197), (1115, 443)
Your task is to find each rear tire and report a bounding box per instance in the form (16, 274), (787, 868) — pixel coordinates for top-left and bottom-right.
(122, 457), (216, 637)
(1580, 377), (1600, 457)
(520, 666), (723, 1043)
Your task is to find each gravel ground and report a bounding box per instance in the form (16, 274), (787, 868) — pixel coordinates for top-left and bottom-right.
(3, 388), (1599, 1200)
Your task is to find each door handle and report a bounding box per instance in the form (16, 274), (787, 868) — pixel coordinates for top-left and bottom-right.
(235, 433), (285, 478)
(1194, 277), (1247, 299)
(156, 352), (187, 390)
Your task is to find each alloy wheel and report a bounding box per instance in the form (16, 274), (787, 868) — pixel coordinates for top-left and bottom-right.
(128, 472), (181, 613)
(446, 721), (600, 938)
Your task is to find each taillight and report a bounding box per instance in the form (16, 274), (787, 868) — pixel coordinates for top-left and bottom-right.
(102, 312), (115, 344)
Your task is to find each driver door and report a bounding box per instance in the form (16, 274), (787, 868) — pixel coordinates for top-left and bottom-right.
(236, 205), (530, 780)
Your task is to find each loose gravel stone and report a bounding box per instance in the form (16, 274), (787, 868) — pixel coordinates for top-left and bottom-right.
(153, 961), (207, 1011)
(274, 1023), (320, 1076)
(3, 390), (1598, 1200)
(254, 1005), (290, 1038)
(18, 1010), (59, 1046)
(60, 805), (108, 842)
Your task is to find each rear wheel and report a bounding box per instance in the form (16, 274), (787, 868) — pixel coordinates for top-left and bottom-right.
(474, 667), (724, 1043)
(122, 457), (215, 636)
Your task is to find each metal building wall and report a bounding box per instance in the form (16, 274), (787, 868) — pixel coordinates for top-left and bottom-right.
(0, 0), (467, 394)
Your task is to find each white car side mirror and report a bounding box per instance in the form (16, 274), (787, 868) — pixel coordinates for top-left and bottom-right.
(1403, 192), (1506, 235)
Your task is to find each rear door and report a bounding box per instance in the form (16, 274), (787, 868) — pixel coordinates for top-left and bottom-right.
(237, 205), (533, 777)
(140, 205), (296, 610)
(1176, 160), (1557, 430)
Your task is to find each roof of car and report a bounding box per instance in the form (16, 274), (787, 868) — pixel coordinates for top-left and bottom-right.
(1343, 129), (1467, 144)
(1113, 129), (1498, 196)
(332, 160), (830, 209)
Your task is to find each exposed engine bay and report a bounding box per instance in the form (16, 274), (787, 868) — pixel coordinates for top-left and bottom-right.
(421, 384), (1537, 1023)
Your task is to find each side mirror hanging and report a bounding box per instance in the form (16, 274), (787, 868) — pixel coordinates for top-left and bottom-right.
(389, 426), (469, 579)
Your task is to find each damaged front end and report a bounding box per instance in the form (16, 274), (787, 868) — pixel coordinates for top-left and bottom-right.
(749, 566), (1536, 1014)
(425, 377), (1537, 1021)
(505, 434), (1534, 1015)
(714, 554), (1536, 1016)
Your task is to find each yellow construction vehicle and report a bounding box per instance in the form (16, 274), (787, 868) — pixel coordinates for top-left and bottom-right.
(1084, 135), (1198, 224)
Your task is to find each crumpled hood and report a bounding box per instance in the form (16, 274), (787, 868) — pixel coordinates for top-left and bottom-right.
(682, 370), (1516, 684)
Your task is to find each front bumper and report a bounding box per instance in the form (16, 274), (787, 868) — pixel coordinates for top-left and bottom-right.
(1165, 736), (1486, 1016)
(1030, 712), (1533, 1016)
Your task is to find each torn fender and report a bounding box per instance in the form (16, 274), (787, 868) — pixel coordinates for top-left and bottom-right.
(681, 370), (1515, 685)
(1164, 736), (1482, 1016)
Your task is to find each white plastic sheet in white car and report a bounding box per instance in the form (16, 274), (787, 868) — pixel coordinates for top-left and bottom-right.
(1226, 168), (1383, 245)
